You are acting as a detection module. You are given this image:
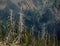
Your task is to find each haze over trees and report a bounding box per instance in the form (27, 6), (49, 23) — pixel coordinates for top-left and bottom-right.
(0, 0), (60, 46)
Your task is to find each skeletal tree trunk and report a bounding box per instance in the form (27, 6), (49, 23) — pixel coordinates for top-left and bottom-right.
(18, 12), (23, 43)
(5, 9), (13, 44)
(53, 29), (55, 46)
(53, 29), (58, 46)
(41, 23), (46, 40)
(16, 0), (25, 43)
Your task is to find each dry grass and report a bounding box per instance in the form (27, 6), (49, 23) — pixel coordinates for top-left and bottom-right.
(0, 42), (20, 46)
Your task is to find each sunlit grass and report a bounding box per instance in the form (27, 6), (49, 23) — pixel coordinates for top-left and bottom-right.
(0, 27), (58, 46)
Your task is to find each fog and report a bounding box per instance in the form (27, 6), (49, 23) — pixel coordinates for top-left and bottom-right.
(11, 0), (19, 6)
(0, 0), (19, 10)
